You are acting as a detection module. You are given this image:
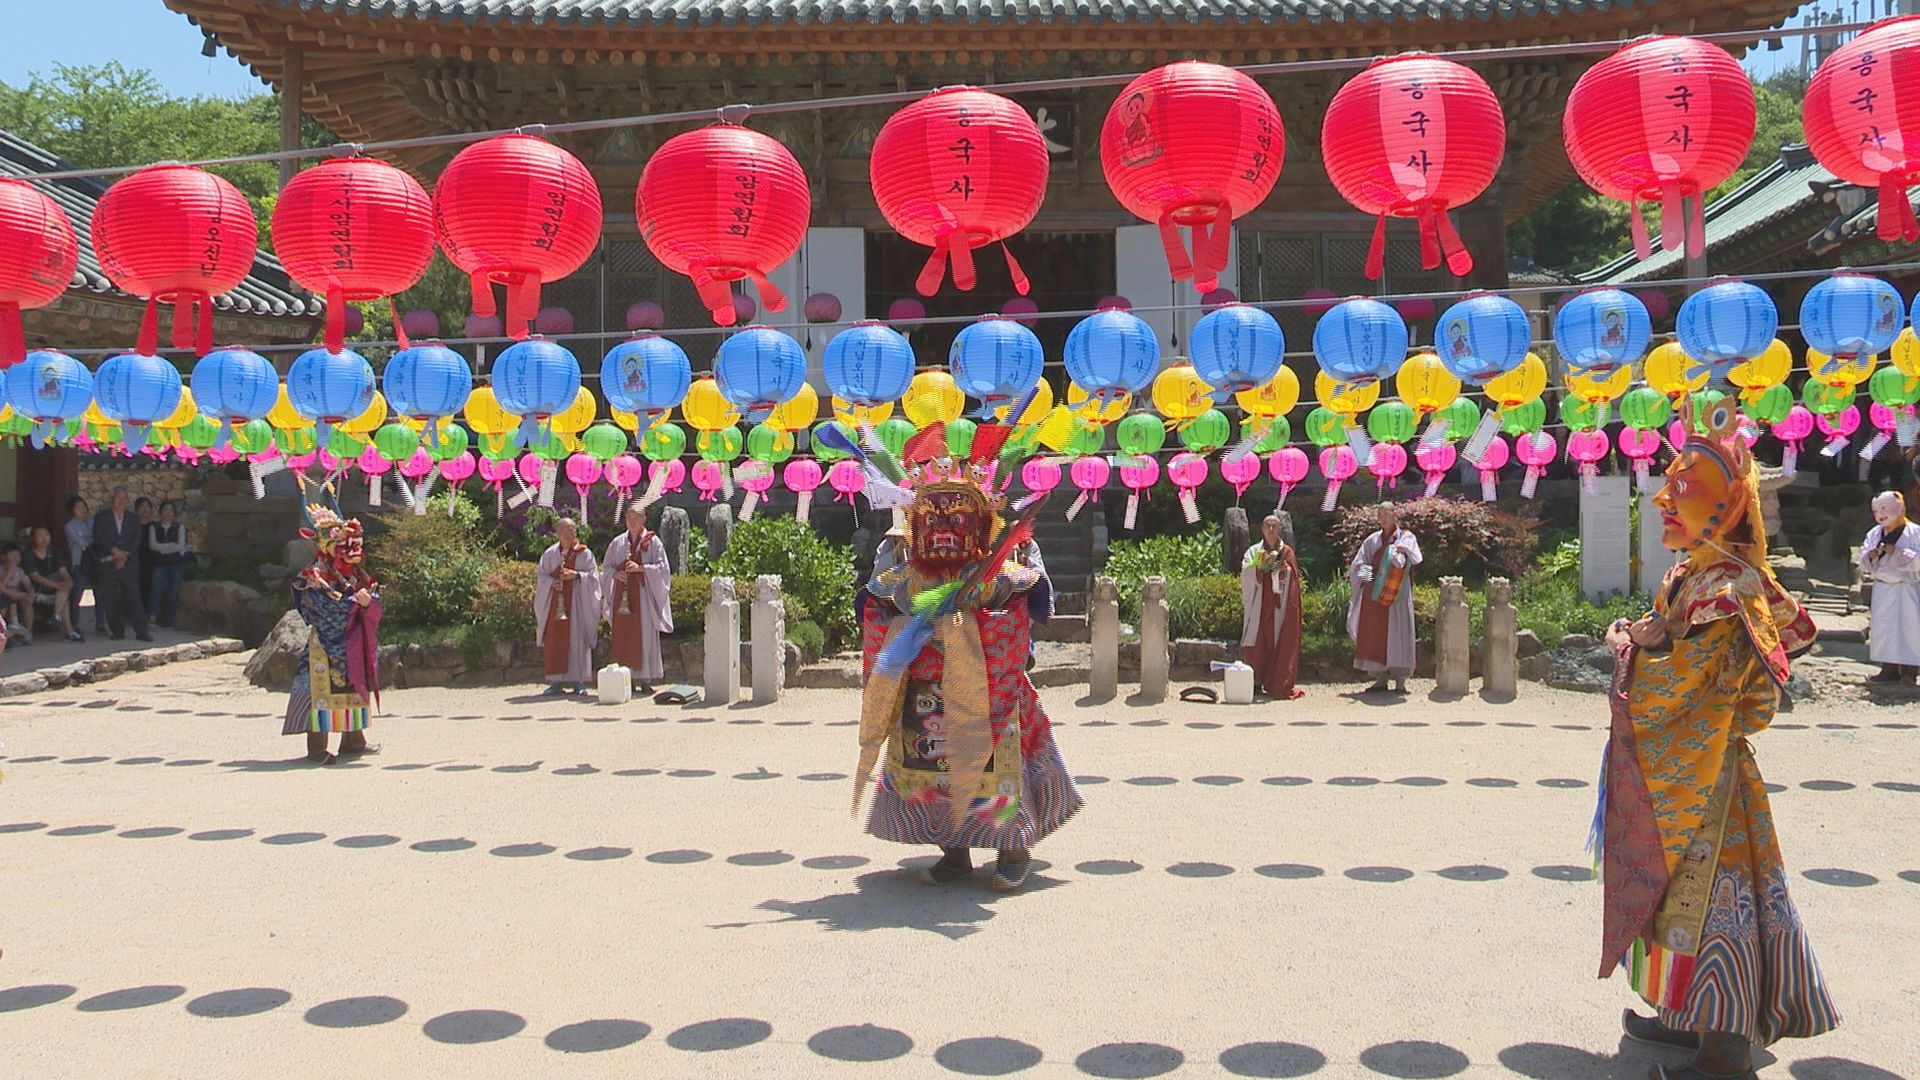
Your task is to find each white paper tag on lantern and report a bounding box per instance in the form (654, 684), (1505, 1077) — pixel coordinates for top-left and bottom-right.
(507, 482), (536, 511)
(721, 466), (735, 503)
(1580, 469), (1598, 496)
(1423, 474), (1442, 498)
(1782, 446), (1798, 480)
(1179, 487), (1201, 524)
(1634, 460), (1650, 491)
(1124, 492), (1141, 531)
(739, 490), (759, 522)
(1480, 472), (1497, 502)
(1344, 425), (1373, 467)
(1899, 412), (1920, 448)
(1862, 431), (1892, 464)
(1521, 468), (1540, 500)
(538, 461), (558, 507)
(397, 475), (419, 512)
(795, 489), (812, 525)
(1462, 412), (1501, 464)
(1819, 436), (1845, 459)
(368, 474), (383, 508)
(1065, 491), (1088, 521)
(1858, 455), (1875, 483)
(1419, 417), (1451, 448)
(1320, 480), (1341, 513)
(247, 462), (268, 500)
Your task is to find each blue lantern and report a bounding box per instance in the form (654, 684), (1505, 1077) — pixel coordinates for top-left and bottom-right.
(1676, 281), (1777, 379)
(190, 347), (278, 447)
(491, 337), (582, 450)
(1434, 294), (1530, 385)
(949, 316), (1045, 414)
(1553, 289), (1651, 377)
(1063, 309), (1161, 405)
(286, 346), (377, 443)
(602, 335), (692, 427)
(714, 326), (807, 421)
(1313, 299), (1408, 386)
(384, 343), (473, 445)
(823, 321), (915, 407)
(4, 349), (93, 448)
(1191, 304), (1285, 394)
(1801, 274), (1904, 363)
(94, 352), (183, 453)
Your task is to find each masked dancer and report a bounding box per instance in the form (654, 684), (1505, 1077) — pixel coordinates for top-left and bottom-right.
(284, 504), (382, 764)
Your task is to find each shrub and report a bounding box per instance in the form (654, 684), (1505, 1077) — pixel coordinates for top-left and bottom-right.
(1326, 497), (1540, 581)
(712, 516), (856, 649)
(366, 496), (500, 629)
(1513, 548), (1649, 645)
(1165, 575), (1243, 640)
(787, 617), (826, 662)
(1298, 577), (1352, 663)
(466, 560), (539, 665)
(668, 574), (717, 634)
(492, 487), (622, 562)
(1106, 525), (1223, 620)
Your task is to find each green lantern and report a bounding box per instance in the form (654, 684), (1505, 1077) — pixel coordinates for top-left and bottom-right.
(373, 422), (420, 463)
(1243, 415), (1292, 454)
(698, 426), (744, 463)
(1115, 413), (1168, 457)
(270, 424), (314, 456)
(945, 417), (977, 459)
(1745, 384), (1793, 425)
(1437, 397), (1480, 443)
(1559, 398), (1610, 433)
(0, 412), (31, 439)
(1305, 406), (1347, 447)
(1066, 420), (1106, 456)
(1868, 366), (1920, 408)
(430, 423), (471, 461)
(326, 428), (365, 458)
(1801, 380), (1853, 416)
(811, 420), (853, 463)
(1499, 399), (1546, 436)
(582, 422), (627, 463)
(180, 414), (220, 451)
(480, 432), (517, 462)
(877, 417), (917, 460)
(1365, 400), (1416, 444)
(1179, 408), (1231, 452)
(1686, 390), (1726, 432)
(530, 429), (570, 462)
(641, 421), (687, 462)
(747, 423), (795, 464)
(1618, 387), (1672, 431)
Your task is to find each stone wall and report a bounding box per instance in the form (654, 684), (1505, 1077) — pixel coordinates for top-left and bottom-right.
(73, 464), (207, 554)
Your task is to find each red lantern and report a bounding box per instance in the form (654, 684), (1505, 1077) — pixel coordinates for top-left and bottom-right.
(91, 164), (257, 356)
(0, 178), (78, 368)
(870, 88), (1048, 297)
(1321, 55), (1505, 281)
(272, 157), (435, 352)
(433, 133), (602, 339)
(637, 124), (811, 327)
(1101, 62), (1284, 294)
(1804, 16), (1920, 243)
(1564, 37), (1754, 261)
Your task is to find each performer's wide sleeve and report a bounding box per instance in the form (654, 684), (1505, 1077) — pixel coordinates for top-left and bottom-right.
(1395, 531), (1423, 568)
(1240, 564), (1260, 648)
(1626, 616), (1763, 861)
(579, 550), (603, 622)
(598, 538), (623, 603)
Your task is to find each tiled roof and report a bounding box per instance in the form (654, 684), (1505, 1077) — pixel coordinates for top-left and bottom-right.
(0, 131), (323, 321)
(266, 0), (1663, 28)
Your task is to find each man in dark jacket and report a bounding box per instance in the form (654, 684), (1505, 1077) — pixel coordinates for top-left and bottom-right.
(92, 486), (150, 641)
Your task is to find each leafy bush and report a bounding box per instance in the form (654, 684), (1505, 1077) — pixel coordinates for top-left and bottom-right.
(712, 516), (856, 649)
(1106, 525), (1223, 620)
(787, 617), (826, 662)
(366, 496), (501, 629)
(1327, 497), (1540, 581)
(1165, 575), (1244, 640)
(1512, 543), (1649, 645)
(669, 574), (716, 635)
(1298, 577), (1353, 663)
(465, 560), (539, 665)
(492, 492), (619, 563)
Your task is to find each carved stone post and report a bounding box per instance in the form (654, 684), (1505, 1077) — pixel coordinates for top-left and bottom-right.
(658, 505), (691, 575)
(1222, 507), (1250, 575)
(1089, 575), (1120, 701)
(1483, 577), (1518, 700)
(750, 575), (785, 705)
(704, 577), (740, 706)
(1435, 576), (1470, 696)
(1139, 576), (1170, 703)
(704, 503), (733, 565)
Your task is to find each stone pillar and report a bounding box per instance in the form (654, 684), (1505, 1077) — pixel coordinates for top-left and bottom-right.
(1089, 575), (1120, 701)
(1435, 576), (1470, 696)
(1581, 474), (1633, 600)
(1483, 577), (1518, 700)
(1757, 466), (1791, 555)
(704, 503), (733, 565)
(1138, 576), (1169, 703)
(749, 574), (785, 705)
(1222, 507), (1250, 574)
(1273, 510), (1295, 550)
(703, 577), (740, 706)
(658, 505), (691, 574)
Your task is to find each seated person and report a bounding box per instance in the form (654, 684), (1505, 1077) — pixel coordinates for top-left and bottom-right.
(0, 544), (34, 643)
(25, 526), (80, 642)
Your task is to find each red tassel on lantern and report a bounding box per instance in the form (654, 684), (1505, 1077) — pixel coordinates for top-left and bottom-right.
(91, 164), (258, 356)
(272, 157), (436, 353)
(870, 87), (1048, 297)
(637, 124), (811, 327)
(1101, 62), (1284, 294)
(1564, 37), (1755, 261)
(433, 134), (603, 339)
(1804, 15), (1920, 245)
(0, 178), (79, 368)
(1321, 55), (1504, 281)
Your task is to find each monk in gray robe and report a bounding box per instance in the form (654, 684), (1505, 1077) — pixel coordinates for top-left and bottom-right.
(601, 503), (672, 691)
(1347, 502), (1423, 694)
(535, 517), (602, 695)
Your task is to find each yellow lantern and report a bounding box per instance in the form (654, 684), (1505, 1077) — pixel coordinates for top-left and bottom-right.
(1892, 328), (1920, 379)
(612, 407), (641, 434)
(1644, 341), (1706, 398)
(766, 382), (820, 432)
(1394, 352), (1460, 416)
(0, 405), (11, 423)
(267, 384), (312, 430)
(1067, 381), (1130, 425)
(682, 377), (741, 432)
(1314, 370), (1381, 417)
(1235, 365), (1301, 419)
(1483, 352), (1547, 409)
(478, 431), (516, 459)
(990, 378), (1054, 425)
(1728, 338), (1792, 399)
(832, 396), (897, 428)
(1807, 346), (1878, 389)
(1034, 405), (1082, 451)
(903, 369), (966, 427)
(464, 386), (516, 436)
(1567, 364), (1634, 405)
(1151, 362), (1210, 422)
(155, 387), (198, 429)
(340, 391), (388, 435)
(551, 386), (596, 434)
(83, 401), (113, 427)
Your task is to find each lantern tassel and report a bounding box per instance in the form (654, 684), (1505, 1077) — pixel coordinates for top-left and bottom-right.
(171, 296), (196, 351)
(1879, 173), (1920, 244)
(915, 236), (950, 297)
(1193, 202), (1234, 290)
(507, 276), (539, 340)
(1659, 182), (1685, 257)
(1629, 202), (1654, 261)
(1431, 208), (1473, 278)
(1156, 214), (1196, 283)
(468, 270), (497, 319)
(693, 272), (736, 326)
(324, 284), (348, 354)
(1002, 244), (1030, 297)
(0, 302), (23, 368)
(1416, 205), (1443, 272)
(1065, 491), (1088, 521)
(389, 297), (411, 351)
(1687, 190), (1707, 254)
(747, 269), (787, 314)
(951, 232), (978, 292)
(136, 298), (161, 357)
(1364, 215), (1388, 281)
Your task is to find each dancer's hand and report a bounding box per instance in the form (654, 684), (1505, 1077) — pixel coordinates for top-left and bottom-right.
(352, 588), (373, 607)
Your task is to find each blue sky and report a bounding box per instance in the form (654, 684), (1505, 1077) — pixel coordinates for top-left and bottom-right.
(2, 0), (266, 99)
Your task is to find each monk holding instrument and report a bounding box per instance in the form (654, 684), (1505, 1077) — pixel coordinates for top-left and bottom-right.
(1347, 501), (1422, 695)
(600, 504), (672, 695)
(535, 517), (601, 696)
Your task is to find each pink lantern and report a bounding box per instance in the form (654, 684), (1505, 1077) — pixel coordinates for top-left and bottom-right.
(1862, 402), (1908, 475)
(1634, 288), (1672, 322)
(358, 445), (393, 506)
(1773, 404), (1816, 479)
(208, 444), (239, 465)
(1396, 297), (1437, 325)
(828, 458), (865, 503)
(317, 448), (341, 474)
(1167, 452), (1208, 524)
(1118, 455), (1159, 531)
(398, 448), (435, 511)
(400, 448), (434, 480)
(1268, 446), (1310, 507)
(1002, 296), (1040, 327)
(465, 313), (504, 339)
(1514, 430), (1558, 499)
(1302, 288), (1338, 316)
(565, 452), (603, 520)
(1066, 456), (1110, 521)
(1367, 442), (1408, 491)
(478, 455), (516, 516)
(286, 450), (318, 473)
(1097, 294), (1132, 312)
(803, 292), (843, 324)
(535, 307), (575, 336)
(1567, 429), (1611, 494)
(649, 458), (687, 495)
(886, 297), (926, 327)
(1618, 427), (1662, 489)
(440, 451), (477, 483)
(783, 458), (825, 523)
(1021, 458), (1063, 499)
(401, 309), (441, 339)
(1318, 444), (1358, 511)
(691, 459), (726, 501)
(604, 454), (643, 514)
(1817, 405), (1861, 461)
(1414, 442), (1455, 497)
(1201, 287), (1238, 312)
(731, 292), (758, 325)
(1220, 451), (1261, 500)
(1473, 433), (1509, 502)
(626, 300), (666, 331)
(737, 461), (777, 520)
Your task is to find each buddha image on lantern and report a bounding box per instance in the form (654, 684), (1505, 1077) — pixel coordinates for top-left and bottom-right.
(1445, 316), (1472, 362)
(1877, 290), (1901, 336)
(1115, 91), (1162, 167)
(1601, 307), (1627, 348)
(37, 360), (62, 401)
(621, 353), (647, 395)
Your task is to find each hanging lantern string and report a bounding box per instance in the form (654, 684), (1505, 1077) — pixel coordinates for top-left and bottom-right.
(14, 20), (1880, 186)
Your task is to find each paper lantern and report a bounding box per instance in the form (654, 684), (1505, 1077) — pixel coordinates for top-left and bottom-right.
(1236, 367), (1302, 421)
(190, 348), (278, 444)
(372, 421), (420, 464)
(1322, 55), (1505, 279)
(1394, 352), (1460, 417)
(94, 352), (184, 453)
(92, 164), (257, 355)
(272, 157), (435, 352)
(1499, 399), (1547, 436)
(1870, 365), (1920, 408)
(1098, 295), (1132, 312)
(1676, 280), (1777, 377)
(1314, 371), (1381, 417)
(1414, 442), (1456, 496)
(491, 337), (582, 441)
(824, 322), (915, 407)
(1645, 340), (1707, 397)
(602, 335), (692, 424)
(746, 424), (795, 467)
(1729, 339), (1793, 400)
(1563, 37), (1756, 260)
(870, 88), (1048, 296)
(534, 307), (574, 336)
(1366, 401), (1417, 444)
(626, 300), (666, 332)
(1000, 296), (1040, 328)
(1063, 309), (1161, 406)
(1115, 412), (1168, 458)
(948, 316), (1044, 410)
(1313, 299), (1408, 386)
(827, 458), (866, 502)
(715, 326), (807, 418)
(637, 124), (811, 326)
(876, 417), (918, 459)
(0, 178), (78, 367)
(340, 389), (389, 436)
(1807, 345), (1879, 390)
(400, 310), (441, 340)
(783, 458), (824, 522)
(1620, 386), (1673, 431)
(1635, 289), (1674, 323)
(1152, 363), (1212, 422)
(1190, 303), (1285, 394)
(1395, 297), (1437, 325)
(1435, 294), (1529, 385)
(765, 382), (819, 433)
(810, 420), (854, 463)
(383, 343), (473, 431)
(466, 313), (504, 339)
(4, 350), (90, 446)
(1021, 459), (1063, 499)
(887, 297), (926, 327)
(642, 421), (688, 462)
(1803, 16), (1920, 244)
(1801, 274), (1905, 361)
(1560, 397), (1611, 433)
(1554, 289), (1652, 376)
(802, 292), (844, 324)
(682, 377), (741, 432)
(1179, 408), (1232, 452)
(1269, 447), (1310, 506)
(286, 347), (377, 441)
(433, 134), (602, 337)
(1101, 62), (1284, 292)
(1483, 352), (1547, 410)
(1368, 442), (1409, 490)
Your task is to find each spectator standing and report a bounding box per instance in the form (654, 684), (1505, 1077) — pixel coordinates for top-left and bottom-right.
(146, 501), (189, 631)
(64, 496), (101, 635)
(134, 496), (155, 616)
(91, 486), (151, 642)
